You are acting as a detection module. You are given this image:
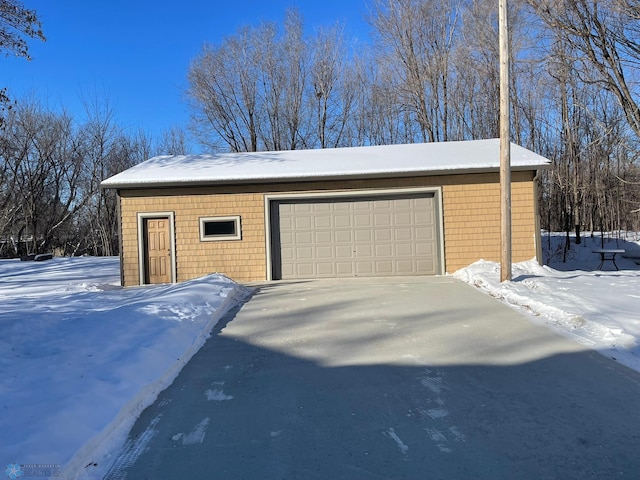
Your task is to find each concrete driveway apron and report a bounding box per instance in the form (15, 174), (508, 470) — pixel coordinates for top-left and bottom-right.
(105, 277), (640, 480)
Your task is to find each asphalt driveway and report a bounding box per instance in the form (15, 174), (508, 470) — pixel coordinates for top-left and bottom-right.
(105, 277), (640, 479)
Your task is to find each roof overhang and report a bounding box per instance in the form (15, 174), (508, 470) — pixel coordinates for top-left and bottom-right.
(100, 139), (552, 191)
(101, 164), (550, 190)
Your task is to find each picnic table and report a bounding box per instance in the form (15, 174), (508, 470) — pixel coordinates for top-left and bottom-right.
(592, 248), (625, 271)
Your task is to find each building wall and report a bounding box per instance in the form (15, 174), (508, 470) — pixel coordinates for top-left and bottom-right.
(118, 171), (537, 286)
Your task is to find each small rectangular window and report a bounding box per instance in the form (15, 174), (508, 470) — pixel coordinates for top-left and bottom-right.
(199, 216), (241, 241)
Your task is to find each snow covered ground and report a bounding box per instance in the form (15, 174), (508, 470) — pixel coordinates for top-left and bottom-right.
(455, 232), (640, 373)
(2, 233), (639, 479)
(0, 257), (246, 479)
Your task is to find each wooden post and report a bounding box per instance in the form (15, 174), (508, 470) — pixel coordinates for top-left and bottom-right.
(499, 0), (512, 282)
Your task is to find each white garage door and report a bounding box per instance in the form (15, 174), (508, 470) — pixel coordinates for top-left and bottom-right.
(271, 193), (441, 279)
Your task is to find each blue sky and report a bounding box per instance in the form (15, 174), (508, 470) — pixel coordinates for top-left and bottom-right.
(4, 0), (370, 149)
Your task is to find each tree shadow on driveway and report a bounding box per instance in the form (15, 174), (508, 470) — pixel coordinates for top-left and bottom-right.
(104, 279), (640, 480)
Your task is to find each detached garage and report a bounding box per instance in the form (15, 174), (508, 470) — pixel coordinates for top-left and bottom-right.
(100, 139), (550, 286)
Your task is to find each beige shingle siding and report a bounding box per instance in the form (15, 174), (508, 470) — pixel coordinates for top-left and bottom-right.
(120, 191), (265, 286)
(442, 171), (536, 272)
(118, 170), (538, 285)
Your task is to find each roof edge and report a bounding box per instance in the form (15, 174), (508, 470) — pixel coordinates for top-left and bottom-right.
(100, 163), (550, 190)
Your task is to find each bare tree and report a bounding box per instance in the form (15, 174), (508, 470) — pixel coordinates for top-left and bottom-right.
(256, 10), (310, 151)
(310, 24), (352, 148)
(0, 0), (45, 127)
(0, 92), (154, 258)
(281, 10), (309, 149)
(156, 125), (189, 156)
(528, 0), (640, 138)
(187, 26), (261, 152)
(353, 55), (414, 145)
(0, 100), (91, 254)
(187, 9), (357, 152)
(368, 0), (461, 143)
(519, 0), (640, 244)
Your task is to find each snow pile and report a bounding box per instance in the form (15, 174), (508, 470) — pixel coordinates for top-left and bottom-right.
(454, 233), (640, 372)
(0, 257), (247, 479)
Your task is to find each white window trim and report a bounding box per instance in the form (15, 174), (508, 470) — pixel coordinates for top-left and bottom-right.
(199, 215), (242, 241)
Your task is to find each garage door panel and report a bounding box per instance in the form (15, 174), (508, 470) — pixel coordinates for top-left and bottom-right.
(395, 243), (414, 256)
(356, 261), (374, 274)
(295, 217), (313, 229)
(336, 245), (354, 258)
(374, 213), (392, 225)
(416, 242), (434, 255)
(316, 262), (334, 275)
(353, 202), (372, 211)
(335, 215), (351, 227)
(415, 227), (434, 240)
(396, 260), (415, 273)
(315, 216), (332, 228)
(393, 199), (412, 208)
(395, 228), (413, 241)
(295, 204), (312, 213)
(375, 244), (393, 256)
(394, 212), (412, 225)
(315, 231), (332, 243)
(354, 214), (371, 227)
(296, 263), (314, 276)
(275, 193), (440, 279)
(417, 259), (436, 273)
(355, 245), (373, 257)
(280, 204), (294, 214)
(296, 246), (313, 259)
(281, 266), (295, 277)
(415, 211), (433, 224)
(296, 232), (313, 243)
(335, 230), (352, 242)
(375, 261), (393, 274)
(354, 229), (372, 242)
(314, 203), (331, 212)
(336, 262), (354, 274)
(316, 246), (333, 259)
(281, 247), (294, 261)
(376, 200), (392, 209)
(375, 230), (393, 241)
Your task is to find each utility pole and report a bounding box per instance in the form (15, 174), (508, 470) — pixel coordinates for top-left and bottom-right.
(499, 0), (512, 282)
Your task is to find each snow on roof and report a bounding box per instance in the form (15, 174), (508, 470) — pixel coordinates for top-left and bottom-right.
(100, 139), (551, 189)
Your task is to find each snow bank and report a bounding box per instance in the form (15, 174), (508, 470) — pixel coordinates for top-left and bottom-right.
(0, 257), (248, 479)
(454, 233), (640, 372)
